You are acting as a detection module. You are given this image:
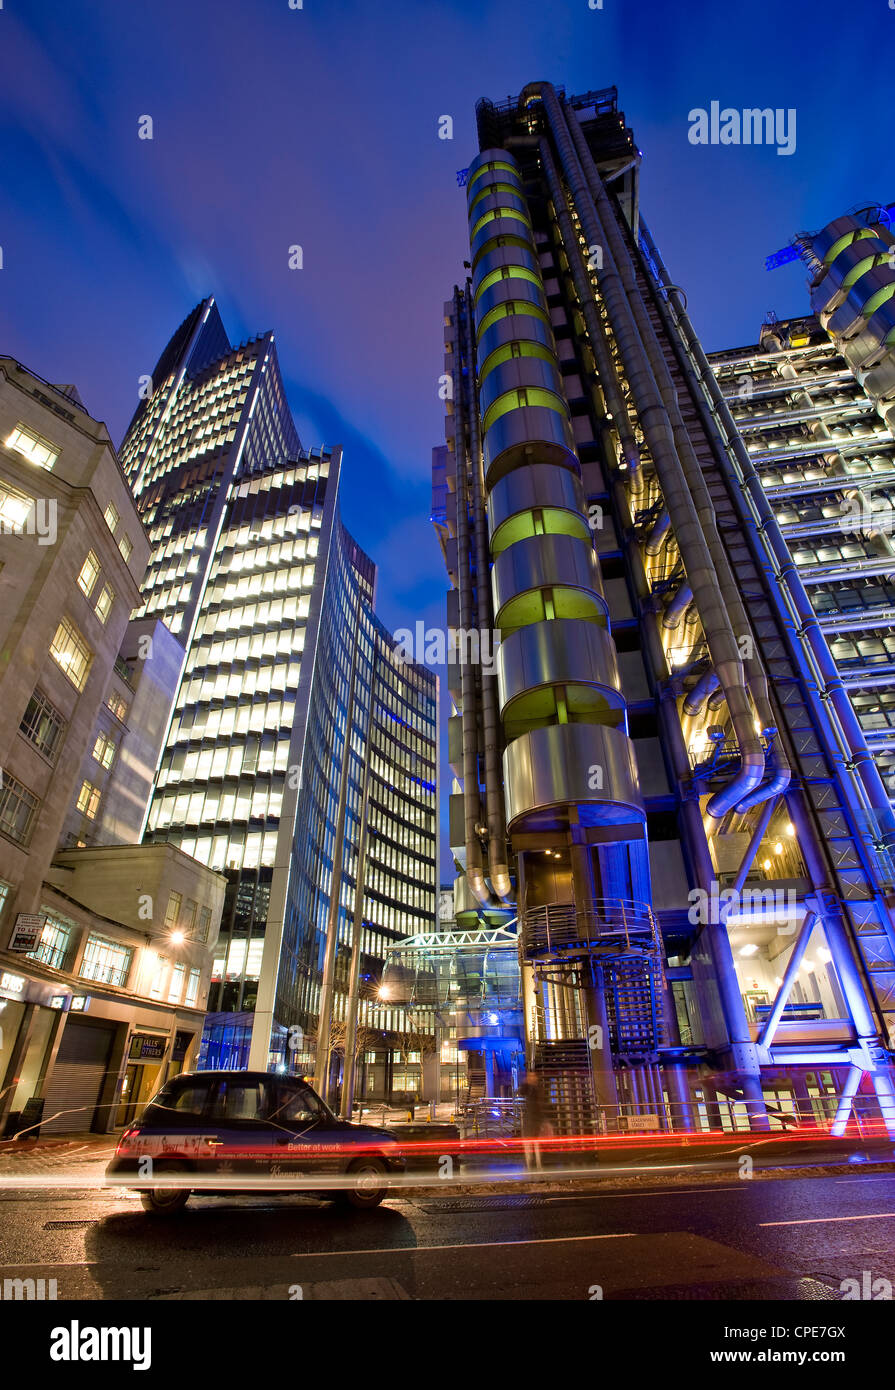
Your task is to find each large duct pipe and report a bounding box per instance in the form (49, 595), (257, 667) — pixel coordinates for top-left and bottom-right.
(452, 287), (490, 906)
(645, 509), (671, 555)
(562, 94), (788, 818)
(663, 581), (693, 631)
(683, 668), (720, 716)
(537, 138), (642, 485)
(535, 83), (765, 818)
(463, 285), (512, 900)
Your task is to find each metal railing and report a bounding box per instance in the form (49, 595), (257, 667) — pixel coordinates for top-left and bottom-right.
(521, 899), (660, 956)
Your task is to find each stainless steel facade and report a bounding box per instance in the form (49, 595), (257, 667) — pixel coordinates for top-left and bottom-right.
(435, 85), (895, 1135)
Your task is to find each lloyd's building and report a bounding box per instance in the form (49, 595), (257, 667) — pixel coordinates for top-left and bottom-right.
(432, 81), (895, 1134)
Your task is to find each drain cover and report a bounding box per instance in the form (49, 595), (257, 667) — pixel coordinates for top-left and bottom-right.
(418, 1196), (552, 1213)
(44, 1219), (97, 1229)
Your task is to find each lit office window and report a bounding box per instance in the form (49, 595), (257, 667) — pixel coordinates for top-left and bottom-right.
(79, 934), (133, 987)
(167, 962), (185, 1004)
(118, 535), (133, 563)
(94, 583), (114, 625)
(92, 730), (116, 769)
(185, 968), (201, 1006)
(106, 689), (129, 722)
(49, 618), (93, 691)
(0, 480), (35, 531)
(5, 422), (59, 470)
(77, 551), (101, 599)
(27, 912), (73, 971)
(76, 780), (101, 819)
(103, 502), (119, 534)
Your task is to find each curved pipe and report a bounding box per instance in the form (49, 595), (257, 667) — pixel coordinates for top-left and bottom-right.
(683, 668), (719, 716)
(535, 84), (765, 817)
(644, 509), (671, 556)
(707, 685), (727, 711)
(735, 738), (790, 813)
(452, 286), (490, 907)
(463, 284), (512, 901)
(663, 581), (693, 630)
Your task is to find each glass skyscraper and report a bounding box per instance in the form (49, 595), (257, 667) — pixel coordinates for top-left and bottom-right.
(120, 300), (438, 1087)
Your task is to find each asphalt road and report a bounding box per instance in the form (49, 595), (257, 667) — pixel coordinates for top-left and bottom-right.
(1, 1165), (894, 1301)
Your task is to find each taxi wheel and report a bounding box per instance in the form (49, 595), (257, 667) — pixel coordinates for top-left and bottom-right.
(140, 1163), (191, 1216)
(341, 1157), (388, 1210)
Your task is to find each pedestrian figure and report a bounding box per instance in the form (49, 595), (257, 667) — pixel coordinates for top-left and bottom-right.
(520, 1070), (546, 1170)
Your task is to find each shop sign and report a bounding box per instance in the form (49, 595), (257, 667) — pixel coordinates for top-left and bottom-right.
(128, 1033), (167, 1061)
(8, 913), (45, 952)
(0, 971), (25, 995)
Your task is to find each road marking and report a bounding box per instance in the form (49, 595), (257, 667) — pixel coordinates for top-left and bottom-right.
(0, 1260), (97, 1269)
(290, 1232), (636, 1258)
(759, 1213), (895, 1227)
(834, 1176), (895, 1183)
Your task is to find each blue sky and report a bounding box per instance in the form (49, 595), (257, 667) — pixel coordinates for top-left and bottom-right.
(1, 0), (891, 876)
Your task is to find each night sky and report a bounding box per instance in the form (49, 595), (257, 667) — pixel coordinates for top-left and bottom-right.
(2, 0), (892, 877)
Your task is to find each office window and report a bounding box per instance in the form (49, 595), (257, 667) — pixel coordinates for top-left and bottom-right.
(0, 480), (35, 531)
(94, 583), (114, 625)
(185, 968), (201, 1007)
(27, 912), (73, 971)
(167, 962), (185, 1004)
(118, 535), (133, 563)
(164, 891), (182, 929)
(0, 772), (40, 844)
(77, 551), (101, 599)
(76, 780), (101, 819)
(5, 422), (59, 470)
(149, 956), (168, 1001)
(20, 689), (65, 761)
(92, 730), (116, 769)
(50, 618), (92, 691)
(183, 898), (198, 936)
(103, 502), (119, 533)
(106, 689), (129, 722)
(80, 934), (132, 987)
(196, 905), (212, 943)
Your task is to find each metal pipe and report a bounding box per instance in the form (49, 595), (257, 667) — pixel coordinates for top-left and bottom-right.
(562, 125), (792, 817)
(730, 797), (777, 895)
(644, 509), (671, 554)
(757, 911), (816, 1050)
(640, 220), (895, 853)
(537, 138), (642, 481)
(452, 287), (490, 906)
(831, 1064), (863, 1137)
(463, 284), (511, 901)
(536, 83), (766, 818)
(663, 581), (693, 630)
(683, 668), (719, 716)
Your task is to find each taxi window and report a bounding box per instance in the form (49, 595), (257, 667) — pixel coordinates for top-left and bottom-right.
(208, 1078), (273, 1122)
(155, 1080), (209, 1117)
(272, 1083), (324, 1123)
